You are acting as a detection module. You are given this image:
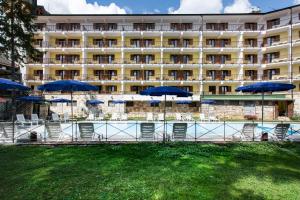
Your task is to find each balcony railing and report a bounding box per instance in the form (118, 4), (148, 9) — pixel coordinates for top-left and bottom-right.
(84, 74), (122, 81)
(203, 58), (241, 65)
(163, 58), (200, 64)
(85, 58), (121, 65)
(37, 23), (271, 32)
(262, 58), (289, 64)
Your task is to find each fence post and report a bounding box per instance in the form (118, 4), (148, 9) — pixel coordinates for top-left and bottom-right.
(105, 120), (108, 142)
(44, 121), (47, 142)
(75, 119), (78, 142)
(136, 121), (138, 141)
(223, 120), (226, 142)
(194, 121), (197, 141)
(252, 120), (255, 142)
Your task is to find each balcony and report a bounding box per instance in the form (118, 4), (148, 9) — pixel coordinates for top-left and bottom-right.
(85, 58), (120, 65)
(202, 74), (238, 81)
(124, 59), (160, 65)
(124, 75), (159, 81)
(262, 74), (290, 81)
(262, 58), (289, 64)
(84, 74), (121, 81)
(203, 58), (240, 65)
(124, 41), (159, 48)
(87, 42), (121, 48)
(163, 41), (199, 48)
(46, 58), (83, 65)
(43, 74), (82, 81)
(163, 75), (198, 81)
(24, 74), (44, 81)
(163, 58), (199, 65)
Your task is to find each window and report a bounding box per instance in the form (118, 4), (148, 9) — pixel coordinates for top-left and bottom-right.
(170, 23), (193, 31)
(219, 86), (231, 94)
(245, 54), (258, 64)
(206, 23), (228, 31)
(35, 23), (46, 31)
(263, 52), (280, 63)
(267, 18), (280, 29)
(189, 102), (198, 108)
(244, 38), (257, 47)
(263, 69), (280, 80)
(133, 23), (155, 31)
(263, 35), (280, 46)
(245, 23), (258, 31)
(165, 102), (172, 107)
(126, 101), (134, 107)
(93, 23), (117, 31)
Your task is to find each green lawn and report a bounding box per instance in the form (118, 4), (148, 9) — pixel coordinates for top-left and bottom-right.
(1, 143), (300, 200)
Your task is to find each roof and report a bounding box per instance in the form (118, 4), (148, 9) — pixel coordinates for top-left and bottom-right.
(37, 4), (300, 17)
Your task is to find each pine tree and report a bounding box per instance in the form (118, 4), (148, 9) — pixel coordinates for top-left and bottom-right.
(0, 0), (40, 80)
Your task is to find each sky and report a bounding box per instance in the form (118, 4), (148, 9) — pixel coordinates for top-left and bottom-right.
(37, 0), (300, 14)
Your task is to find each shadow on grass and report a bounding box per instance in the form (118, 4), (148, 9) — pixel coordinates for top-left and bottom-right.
(0, 143), (300, 200)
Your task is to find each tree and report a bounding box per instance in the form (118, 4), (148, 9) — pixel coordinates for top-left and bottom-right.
(0, 0), (40, 80)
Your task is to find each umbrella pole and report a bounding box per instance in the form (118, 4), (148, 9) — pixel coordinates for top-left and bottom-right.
(163, 94), (166, 142)
(71, 91), (74, 142)
(262, 91), (264, 132)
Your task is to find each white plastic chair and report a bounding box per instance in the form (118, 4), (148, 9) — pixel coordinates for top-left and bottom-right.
(121, 113), (128, 121)
(209, 116), (219, 122)
(176, 113), (182, 121)
(63, 113), (69, 122)
(199, 113), (208, 122)
(185, 113), (193, 121)
(146, 113), (154, 121)
(31, 114), (43, 125)
(158, 113), (164, 121)
(87, 114), (95, 121)
(52, 113), (60, 122)
(97, 113), (104, 120)
(111, 113), (120, 120)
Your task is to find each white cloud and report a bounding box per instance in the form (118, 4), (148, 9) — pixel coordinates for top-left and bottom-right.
(168, 0), (223, 14)
(37, 0), (127, 14)
(294, 0), (300, 4)
(224, 0), (259, 13)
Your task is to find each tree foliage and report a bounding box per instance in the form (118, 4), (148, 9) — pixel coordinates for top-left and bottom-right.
(0, 0), (40, 68)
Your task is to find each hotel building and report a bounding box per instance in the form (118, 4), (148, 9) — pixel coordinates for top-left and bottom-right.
(24, 5), (300, 120)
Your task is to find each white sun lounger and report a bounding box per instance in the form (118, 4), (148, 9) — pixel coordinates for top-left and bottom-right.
(16, 114), (31, 126)
(146, 113), (154, 121)
(31, 114), (43, 125)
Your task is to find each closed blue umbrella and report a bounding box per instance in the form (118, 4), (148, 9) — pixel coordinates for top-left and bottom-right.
(0, 79), (30, 143)
(176, 100), (192, 104)
(86, 100), (104, 106)
(236, 82), (295, 127)
(0, 78), (30, 91)
(141, 86), (192, 142)
(201, 100), (216, 105)
(38, 80), (98, 141)
(49, 98), (72, 103)
(111, 100), (126, 104)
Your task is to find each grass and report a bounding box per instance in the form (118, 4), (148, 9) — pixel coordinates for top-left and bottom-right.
(1, 143), (300, 200)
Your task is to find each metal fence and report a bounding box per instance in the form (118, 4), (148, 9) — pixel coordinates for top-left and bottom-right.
(1, 120), (299, 144)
